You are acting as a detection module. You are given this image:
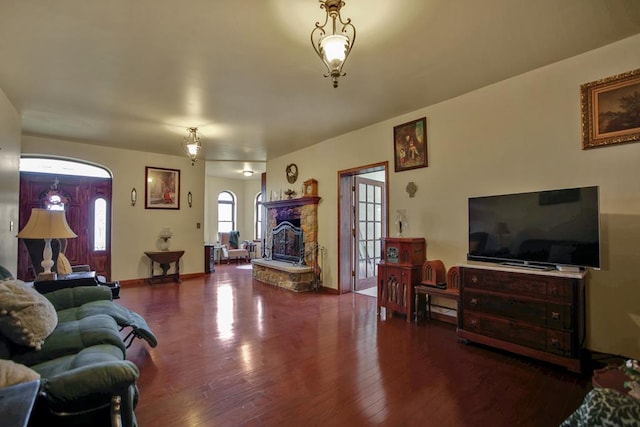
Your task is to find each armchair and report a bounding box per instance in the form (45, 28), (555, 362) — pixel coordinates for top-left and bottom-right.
(218, 231), (250, 263)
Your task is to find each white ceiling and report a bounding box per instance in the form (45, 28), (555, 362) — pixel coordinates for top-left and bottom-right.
(2, 1), (640, 178)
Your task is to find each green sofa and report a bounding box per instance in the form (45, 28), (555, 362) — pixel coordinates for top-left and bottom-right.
(0, 279), (156, 426)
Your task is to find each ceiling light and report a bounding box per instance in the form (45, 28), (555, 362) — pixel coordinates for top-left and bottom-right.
(183, 127), (201, 165)
(311, 0), (356, 88)
(243, 170), (254, 177)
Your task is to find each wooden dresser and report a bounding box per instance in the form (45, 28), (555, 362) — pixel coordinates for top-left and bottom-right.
(458, 264), (586, 373)
(377, 237), (426, 322)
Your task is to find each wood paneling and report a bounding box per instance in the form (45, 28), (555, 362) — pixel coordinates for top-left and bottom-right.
(121, 264), (589, 426)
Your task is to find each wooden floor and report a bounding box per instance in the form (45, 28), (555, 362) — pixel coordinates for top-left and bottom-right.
(122, 264), (590, 427)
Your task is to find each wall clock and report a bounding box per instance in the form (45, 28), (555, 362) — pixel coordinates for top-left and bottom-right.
(286, 163), (298, 184)
(303, 178), (318, 197)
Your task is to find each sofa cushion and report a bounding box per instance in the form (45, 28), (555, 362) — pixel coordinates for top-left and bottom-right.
(0, 280), (58, 350)
(0, 359), (40, 388)
(44, 286), (112, 312)
(11, 314), (125, 366)
(29, 344), (139, 416)
(57, 300), (158, 348)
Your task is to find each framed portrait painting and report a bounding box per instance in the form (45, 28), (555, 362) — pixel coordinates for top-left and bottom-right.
(581, 68), (640, 149)
(145, 166), (180, 209)
(394, 117), (427, 172)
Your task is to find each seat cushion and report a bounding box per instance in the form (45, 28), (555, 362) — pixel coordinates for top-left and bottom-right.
(29, 344), (139, 415)
(11, 314), (125, 366)
(57, 301), (158, 348)
(0, 280), (58, 350)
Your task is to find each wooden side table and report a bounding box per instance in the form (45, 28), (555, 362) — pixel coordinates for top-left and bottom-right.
(144, 250), (185, 284)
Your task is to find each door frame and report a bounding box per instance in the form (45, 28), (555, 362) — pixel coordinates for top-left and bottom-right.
(337, 161), (389, 294)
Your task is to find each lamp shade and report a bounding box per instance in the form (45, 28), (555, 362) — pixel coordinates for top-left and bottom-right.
(320, 34), (349, 69)
(17, 209), (77, 239)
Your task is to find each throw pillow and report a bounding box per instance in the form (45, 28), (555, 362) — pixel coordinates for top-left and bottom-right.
(0, 280), (58, 350)
(57, 252), (73, 275)
(0, 359), (40, 388)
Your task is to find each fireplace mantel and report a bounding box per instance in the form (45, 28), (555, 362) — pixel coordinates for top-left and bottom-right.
(263, 196), (321, 209)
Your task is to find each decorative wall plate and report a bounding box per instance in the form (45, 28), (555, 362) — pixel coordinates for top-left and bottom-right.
(286, 163), (298, 184)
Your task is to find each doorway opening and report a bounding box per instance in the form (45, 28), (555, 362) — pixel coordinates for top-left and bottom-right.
(17, 157), (113, 281)
(337, 162), (388, 295)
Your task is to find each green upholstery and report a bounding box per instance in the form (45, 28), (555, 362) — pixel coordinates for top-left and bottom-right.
(51, 290), (158, 348)
(11, 314), (125, 366)
(0, 282), (151, 426)
(45, 285), (113, 310)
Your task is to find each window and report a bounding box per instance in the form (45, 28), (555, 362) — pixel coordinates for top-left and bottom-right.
(255, 192), (263, 240)
(94, 198), (107, 251)
(218, 191), (236, 233)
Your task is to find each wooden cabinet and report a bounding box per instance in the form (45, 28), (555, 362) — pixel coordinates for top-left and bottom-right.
(458, 265), (586, 373)
(377, 238), (426, 322)
(205, 245), (215, 273)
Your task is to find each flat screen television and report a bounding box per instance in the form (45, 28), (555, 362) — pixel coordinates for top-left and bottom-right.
(467, 186), (600, 270)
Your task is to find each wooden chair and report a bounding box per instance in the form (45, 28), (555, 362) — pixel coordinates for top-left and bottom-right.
(414, 262), (460, 323)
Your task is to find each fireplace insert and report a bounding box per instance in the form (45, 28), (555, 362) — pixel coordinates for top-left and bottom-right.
(271, 221), (304, 264)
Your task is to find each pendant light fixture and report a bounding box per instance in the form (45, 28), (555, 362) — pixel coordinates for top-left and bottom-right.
(184, 127), (201, 165)
(311, 0), (356, 88)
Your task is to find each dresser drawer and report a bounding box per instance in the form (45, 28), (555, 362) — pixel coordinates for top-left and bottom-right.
(463, 291), (573, 330)
(462, 312), (547, 352)
(462, 268), (575, 301)
(547, 329), (573, 357)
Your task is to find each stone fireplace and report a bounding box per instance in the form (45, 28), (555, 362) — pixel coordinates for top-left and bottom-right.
(252, 196), (320, 292)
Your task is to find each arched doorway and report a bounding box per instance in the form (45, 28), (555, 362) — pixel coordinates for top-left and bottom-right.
(17, 157), (113, 281)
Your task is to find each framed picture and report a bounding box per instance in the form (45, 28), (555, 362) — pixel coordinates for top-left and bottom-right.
(145, 166), (180, 210)
(581, 68), (640, 149)
(393, 117), (427, 172)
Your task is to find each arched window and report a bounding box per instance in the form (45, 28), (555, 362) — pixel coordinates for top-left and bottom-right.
(94, 198), (107, 251)
(218, 191), (236, 232)
(255, 192), (263, 240)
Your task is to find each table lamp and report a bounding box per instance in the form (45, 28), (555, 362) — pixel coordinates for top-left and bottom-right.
(17, 208), (77, 281)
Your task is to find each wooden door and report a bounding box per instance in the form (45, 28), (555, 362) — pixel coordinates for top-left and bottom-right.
(18, 173), (112, 281)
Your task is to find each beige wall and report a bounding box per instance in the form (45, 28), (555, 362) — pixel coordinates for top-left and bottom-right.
(267, 34), (640, 358)
(204, 175), (261, 244)
(21, 135), (206, 281)
(0, 88), (21, 275)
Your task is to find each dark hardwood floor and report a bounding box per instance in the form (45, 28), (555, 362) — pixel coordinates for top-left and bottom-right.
(121, 264), (590, 426)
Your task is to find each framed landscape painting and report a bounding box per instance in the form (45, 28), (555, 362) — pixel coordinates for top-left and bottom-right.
(145, 166), (180, 209)
(581, 68), (640, 149)
(393, 117), (428, 172)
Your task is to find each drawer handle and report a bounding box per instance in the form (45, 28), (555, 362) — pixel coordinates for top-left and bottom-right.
(472, 275), (478, 283)
(470, 320), (477, 329)
(470, 298), (478, 306)
(551, 311), (560, 320)
(550, 287), (558, 296)
(551, 338), (559, 348)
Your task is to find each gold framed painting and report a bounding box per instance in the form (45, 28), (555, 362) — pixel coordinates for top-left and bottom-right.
(581, 68), (640, 149)
(393, 117), (427, 172)
(145, 166), (180, 209)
